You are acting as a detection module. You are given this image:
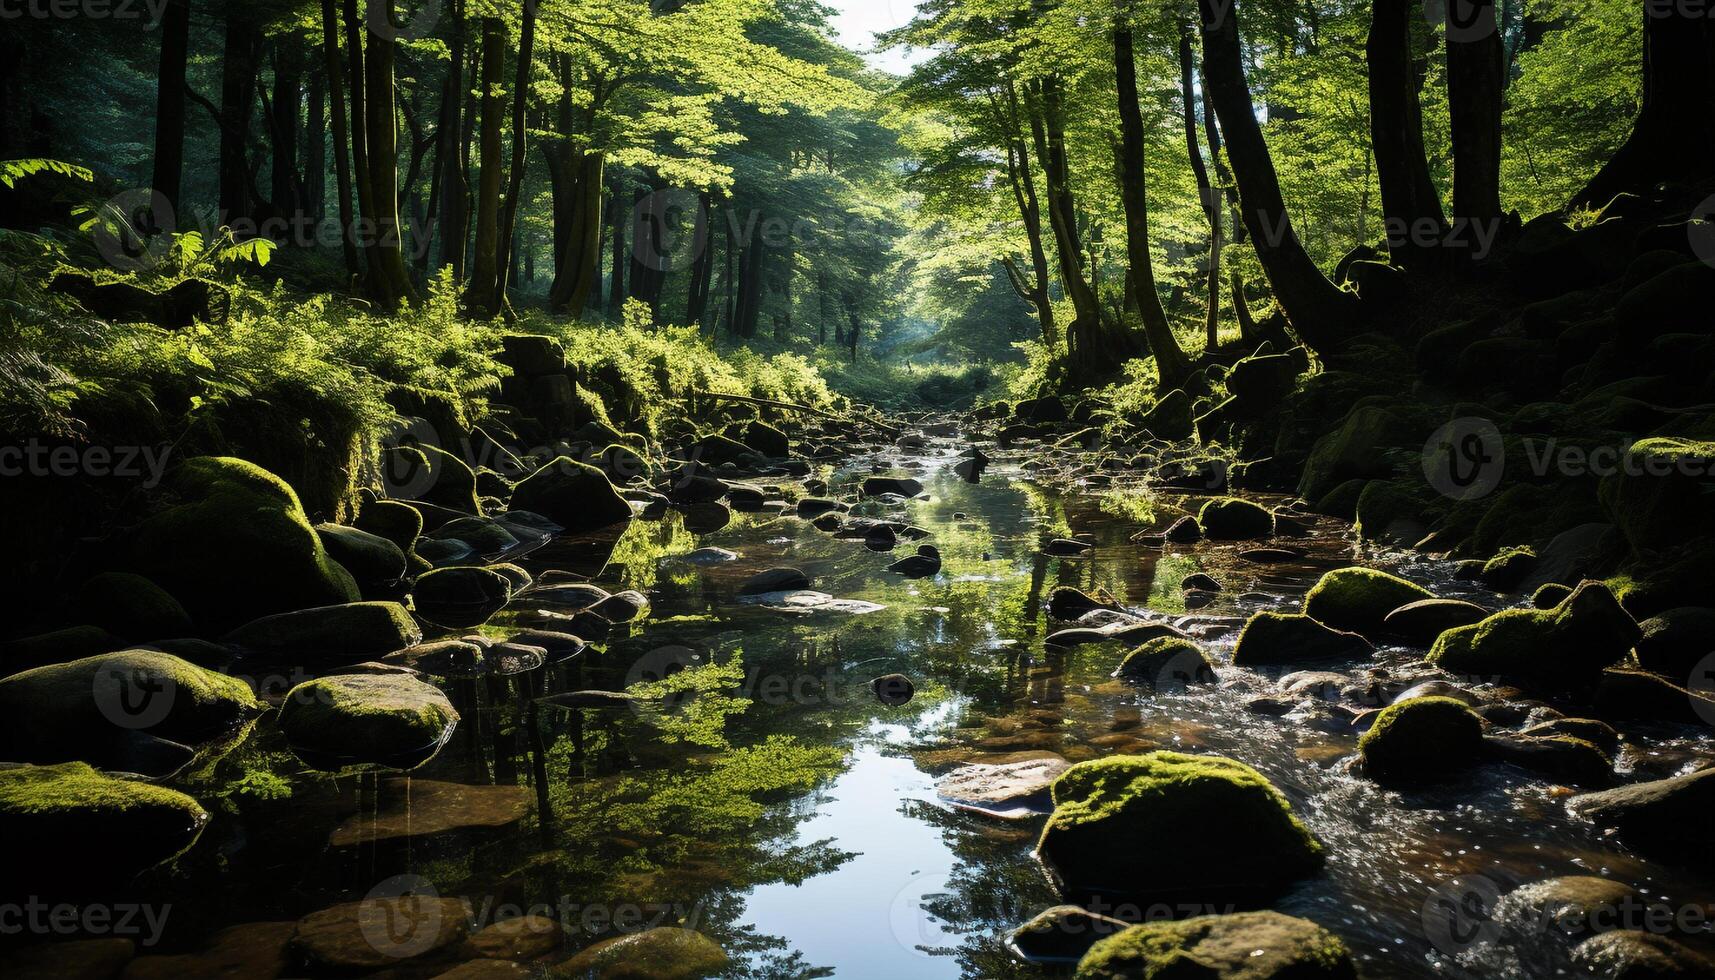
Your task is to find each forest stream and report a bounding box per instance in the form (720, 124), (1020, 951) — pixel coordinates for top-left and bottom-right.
(83, 427), (1715, 980)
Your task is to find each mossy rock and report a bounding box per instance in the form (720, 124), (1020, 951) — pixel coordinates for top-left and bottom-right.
(1075, 911), (1356, 980)
(510, 457), (634, 535)
(1197, 498), (1275, 540)
(385, 443), (481, 515)
(1297, 406), (1408, 501)
(1138, 389), (1196, 442)
(597, 444), (652, 484)
(1532, 583), (1573, 609)
(68, 572), (193, 643)
(0, 625), (126, 675)
(1303, 568), (1434, 639)
(122, 457), (361, 633)
(1115, 638), (1216, 690)
(1485, 733), (1613, 788)
(0, 762), (210, 884)
(1354, 479), (1438, 547)
(222, 602), (421, 664)
(1598, 438), (1715, 555)
(1382, 599), (1490, 647)
(737, 420), (790, 458)
(1429, 582), (1640, 684)
(277, 674), (459, 771)
(1312, 479), (1368, 521)
(428, 516), (520, 555)
(1480, 547), (1540, 593)
(1569, 768), (1715, 870)
(353, 498), (425, 552)
(412, 567), (514, 629)
(314, 524), (408, 588)
(1358, 697), (1485, 784)
(1636, 607), (1715, 677)
(0, 650), (260, 768)
(1010, 906), (1131, 965)
(552, 927), (728, 979)
(1035, 752), (1323, 902)
(1232, 613), (1373, 666)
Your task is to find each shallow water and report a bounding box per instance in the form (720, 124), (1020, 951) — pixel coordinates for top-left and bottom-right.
(74, 433), (1715, 977)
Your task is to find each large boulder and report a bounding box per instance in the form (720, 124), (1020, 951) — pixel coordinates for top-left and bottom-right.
(1197, 498), (1275, 540)
(1383, 599), (1491, 646)
(223, 602), (421, 664)
(1429, 582), (1641, 683)
(0, 763), (210, 885)
(1298, 406), (1409, 501)
(1115, 638), (1217, 690)
(552, 927), (728, 979)
(737, 421), (790, 458)
(314, 524), (408, 588)
(120, 457), (360, 632)
(291, 896), (473, 970)
(1138, 390), (1195, 441)
(67, 572), (194, 643)
(1074, 911), (1356, 980)
(1635, 607), (1715, 678)
(1035, 752), (1323, 902)
(1225, 354), (1301, 411)
(1359, 697), (1486, 784)
(1303, 568), (1434, 639)
(353, 498), (425, 552)
(1568, 768), (1715, 870)
(1599, 438), (1715, 554)
(412, 567), (514, 629)
(278, 674), (460, 770)
(1232, 613), (1373, 666)
(739, 568), (811, 596)
(0, 650), (259, 770)
(385, 444), (481, 515)
(1572, 930), (1715, 980)
(510, 458), (634, 534)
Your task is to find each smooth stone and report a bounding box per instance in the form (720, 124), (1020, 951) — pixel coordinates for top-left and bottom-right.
(872, 674), (915, 706)
(463, 915), (565, 961)
(1569, 769), (1715, 869)
(677, 547), (740, 565)
(223, 602), (421, 664)
(330, 779), (531, 847)
(1009, 905), (1130, 964)
(551, 927), (728, 979)
(1074, 911), (1356, 979)
(738, 567), (811, 595)
(291, 896), (471, 969)
(277, 674), (460, 771)
(590, 590), (650, 623)
(937, 756), (1070, 820)
(1383, 599), (1491, 646)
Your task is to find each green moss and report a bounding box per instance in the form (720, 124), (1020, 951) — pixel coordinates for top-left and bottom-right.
(511, 457), (635, 534)
(0, 650), (260, 761)
(1232, 612), (1373, 666)
(1303, 568), (1434, 638)
(1599, 438), (1715, 555)
(222, 602), (420, 662)
(1075, 911), (1356, 980)
(1297, 405), (1408, 501)
(1358, 697), (1485, 784)
(1312, 478), (1368, 520)
(314, 523), (408, 586)
(124, 456), (360, 632)
(1116, 638), (1214, 688)
(1480, 547), (1540, 593)
(386, 443), (481, 515)
(1036, 752), (1323, 901)
(1196, 497), (1275, 540)
(1532, 583), (1573, 609)
(0, 762), (209, 880)
(277, 674), (459, 770)
(353, 498), (425, 551)
(1429, 581), (1640, 682)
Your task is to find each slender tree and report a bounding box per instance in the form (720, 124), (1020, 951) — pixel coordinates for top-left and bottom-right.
(362, 0), (420, 306)
(318, 0), (359, 278)
(436, 0), (468, 274)
(1445, 0), (1504, 225)
(1197, 0), (1358, 352)
(1369, 0), (1447, 268)
(1178, 26), (1221, 349)
(467, 13), (505, 315)
(150, 0), (191, 216)
(495, 0), (537, 306)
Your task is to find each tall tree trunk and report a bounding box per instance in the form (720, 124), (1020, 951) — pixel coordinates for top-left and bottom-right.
(1202, 57), (1244, 245)
(1003, 82), (1057, 347)
(318, 0), (359, 278)
(687, 193), (713, 326)
(733, 226), (766, 339)
(1445, 0), (1504, 225)
(1178, 27), (1222, 350)
(467, 15), (505, 316)
(151, 0), (191, 216)
(305, 59), (326, 220)
(362, 0), (418, 307)
(546, 146), (605, 316)
(1114, 26), (1190, 385)
(436, 0), (468, 273)
(270, 40), (304, 221)
(609, 179), (627, 314)
(218, 13), (260, 226)
(495, 0), (536, 305)
(1197, 0), (1359, 353)
(342, 0), (377, 283)
(1369, 0), (1448, 268)
(1026, 77), (1112, 380)
(1574, 6), (1715, 209)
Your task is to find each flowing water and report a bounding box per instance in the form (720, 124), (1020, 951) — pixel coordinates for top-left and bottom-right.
(89, 430), (1715, 977)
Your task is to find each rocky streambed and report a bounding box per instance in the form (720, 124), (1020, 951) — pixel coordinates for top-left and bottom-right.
(1, 415), (1712, 979)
